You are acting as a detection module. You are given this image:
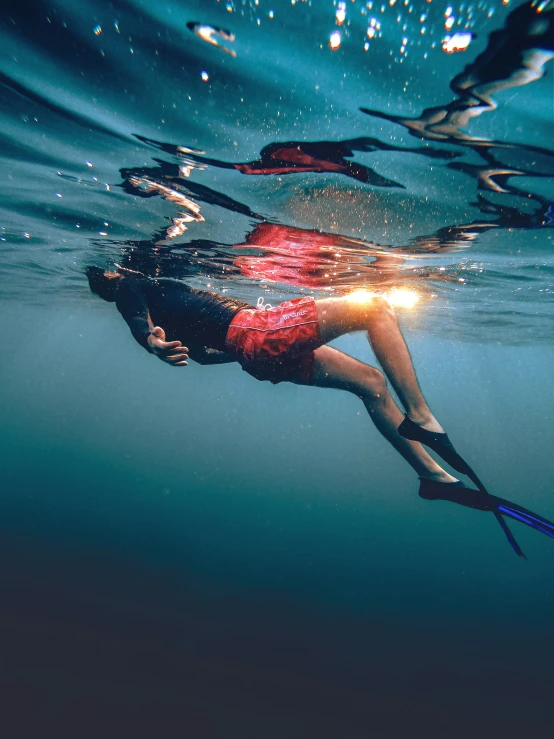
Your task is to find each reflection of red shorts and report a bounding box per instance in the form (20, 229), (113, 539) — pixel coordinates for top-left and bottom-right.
(225, 297), (321, 384)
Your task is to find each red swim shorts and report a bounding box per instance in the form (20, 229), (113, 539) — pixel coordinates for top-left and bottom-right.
(225, 296), (321, 384)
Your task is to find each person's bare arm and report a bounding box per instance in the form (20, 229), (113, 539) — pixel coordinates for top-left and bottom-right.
(115, 278), (189, 366)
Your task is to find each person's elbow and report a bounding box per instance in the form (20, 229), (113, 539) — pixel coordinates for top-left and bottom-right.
(191, 353), (214, 365)
(191, 350), (233, 365)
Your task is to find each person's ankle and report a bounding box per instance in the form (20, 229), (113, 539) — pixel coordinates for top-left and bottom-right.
(407, 412), (444, 434)
(406, 409), (431, 425)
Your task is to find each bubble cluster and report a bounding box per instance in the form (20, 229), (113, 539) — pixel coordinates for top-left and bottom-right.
(318, 0), (499, 59)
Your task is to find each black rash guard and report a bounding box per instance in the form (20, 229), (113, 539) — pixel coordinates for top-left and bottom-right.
(114, 275), (251, 354)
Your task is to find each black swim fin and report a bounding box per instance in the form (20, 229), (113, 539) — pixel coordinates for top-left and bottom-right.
(419, 478), (554, 558)
(399, 415), (487, 493)
(418, 479), (526, 558)
(492, 511), (526, 559)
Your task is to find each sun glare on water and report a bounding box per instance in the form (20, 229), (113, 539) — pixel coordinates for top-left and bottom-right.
(386, 289), (420, 309)
(347, 289), (420, 309)
(347, 289), (379, 303)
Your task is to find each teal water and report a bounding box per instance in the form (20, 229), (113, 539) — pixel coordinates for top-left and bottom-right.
(2, 301), (554, 735)
(1, 0), (554, 735)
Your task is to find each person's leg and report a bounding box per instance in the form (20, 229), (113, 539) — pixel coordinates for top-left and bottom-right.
(314, 295), (444, 432)
(293, 345), (456, 482)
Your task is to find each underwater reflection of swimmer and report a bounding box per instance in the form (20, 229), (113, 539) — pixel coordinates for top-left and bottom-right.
(362, 0), (554, 144)
(135, 133), (461, 189)
(410, 193), (554, 254)
(361, 0), (554, 144)
(115, 220), (458, 292)
(232, 222), (405, 290)
(119, 166), (260, 247)
(118, 149), (547, 292)
(228, 139), (403, 187)
(120, 141), (552, 285)
(359, 1), (554, 255)
(85, 265), (549, 556)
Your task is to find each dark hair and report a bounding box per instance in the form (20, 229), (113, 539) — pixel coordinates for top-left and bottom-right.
(85, 265), (118, 302)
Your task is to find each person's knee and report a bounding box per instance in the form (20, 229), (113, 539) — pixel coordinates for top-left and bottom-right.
(360, 365), (387, 401)
(366, 295), (396, 322)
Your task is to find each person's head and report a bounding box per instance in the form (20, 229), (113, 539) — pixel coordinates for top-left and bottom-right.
(85, 266), (122, 302)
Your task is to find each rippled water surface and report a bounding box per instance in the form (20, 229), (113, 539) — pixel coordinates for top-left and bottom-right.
(2, 0), (553, 341)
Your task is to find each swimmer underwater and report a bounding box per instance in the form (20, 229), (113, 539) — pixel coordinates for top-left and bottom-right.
(86, 265), (554, 558)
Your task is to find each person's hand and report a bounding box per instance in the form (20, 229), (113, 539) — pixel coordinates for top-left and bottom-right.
(147, 326), (189, 366)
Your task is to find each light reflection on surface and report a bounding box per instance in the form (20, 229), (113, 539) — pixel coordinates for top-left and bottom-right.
(386, 288), (421, 309)
(347, 288), (420, 309)
(329, 30), (342, 49)
(442, 31), (473, 53)
(186, 22), (237, 57)
(346, 289), (379, 303)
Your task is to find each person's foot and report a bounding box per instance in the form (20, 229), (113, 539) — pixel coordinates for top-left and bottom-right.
(418, 477), (468, 501)
(398, 414), (488, 493)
